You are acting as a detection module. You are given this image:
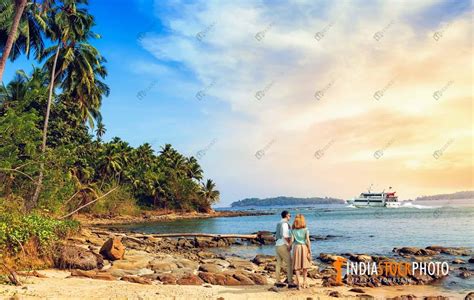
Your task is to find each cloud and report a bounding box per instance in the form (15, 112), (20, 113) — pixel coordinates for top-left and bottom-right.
(139, 0), (473, 204)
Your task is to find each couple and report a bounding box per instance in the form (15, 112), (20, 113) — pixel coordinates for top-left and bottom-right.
(275, 210), (312, 289)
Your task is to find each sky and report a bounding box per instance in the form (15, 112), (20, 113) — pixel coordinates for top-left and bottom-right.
(4, 0), (473, 206)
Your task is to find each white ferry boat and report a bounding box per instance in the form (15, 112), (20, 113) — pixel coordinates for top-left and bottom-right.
(348, 187), (400, 208)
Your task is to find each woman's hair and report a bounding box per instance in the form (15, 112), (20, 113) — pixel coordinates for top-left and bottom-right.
(292, 214), (306, 229)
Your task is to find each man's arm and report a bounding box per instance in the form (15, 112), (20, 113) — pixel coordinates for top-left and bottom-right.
(283, 223), (291, 250)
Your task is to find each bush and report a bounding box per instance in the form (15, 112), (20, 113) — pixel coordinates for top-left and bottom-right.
(88, 187), (140, 216)
(0, 209), (79, 254)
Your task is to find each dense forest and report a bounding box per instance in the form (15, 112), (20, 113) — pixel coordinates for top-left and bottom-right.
(231, 196), (345, 207)
(0, 0), (219, 260)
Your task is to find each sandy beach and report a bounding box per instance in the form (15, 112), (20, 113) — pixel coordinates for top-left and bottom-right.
(0, 269), (468, 300)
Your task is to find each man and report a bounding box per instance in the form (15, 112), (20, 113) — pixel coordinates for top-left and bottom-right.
(275, 210), (293, 286)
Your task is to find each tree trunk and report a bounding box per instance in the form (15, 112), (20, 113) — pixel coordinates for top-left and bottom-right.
(30, 43), (61, 211)
(0, 0), (27, 83)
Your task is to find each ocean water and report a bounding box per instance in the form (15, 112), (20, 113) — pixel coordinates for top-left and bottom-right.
(116, 199), (474, 292)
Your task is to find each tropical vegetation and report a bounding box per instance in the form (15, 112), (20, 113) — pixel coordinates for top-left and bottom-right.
(0, 0), (220, 263)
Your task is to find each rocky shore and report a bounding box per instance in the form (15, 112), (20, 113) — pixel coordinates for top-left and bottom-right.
(75, 210), (272, 226)
(2, 227), (472, 299)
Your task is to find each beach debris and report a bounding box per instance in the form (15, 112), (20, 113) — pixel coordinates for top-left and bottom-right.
(54, 245), (104, 270)
(99, 237), (125, 260)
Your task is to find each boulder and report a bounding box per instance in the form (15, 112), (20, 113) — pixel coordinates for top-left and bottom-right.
(452, 259), (466, 264)
(386, 295), (417, 300)
(197, 251), (216, 259)
(350, 255), (372, 263)
(252, 254), (276, 265)
(121, 275), (152, 285)
(177, 273), (204, 285)
(69, 269), (115, 281)
(425, 246), (471, 256)
(393, 247), (438, 256)
(198, 272), (228, 285)
(349, 288), (366, 293)
(55, 245), (104, 270)
(233, 272), (255, 285)
(149, 259), (178, 272)
(110, 255), (152, 270)
(423, 297), (449, 300)
(156, 273), (177, 285)
(469, 257), (474, 263)
(201, 259), (230, 269)
(175, 258), (199, 270)
(99, 237), (125, 261)
(195, 237), (214, 248)
(319, 253), (346, 263)
(458, 271), (472, 279)
(227, 258), (256, 271)
(199, 263), (223, 273)
(248, 273), (267, 285)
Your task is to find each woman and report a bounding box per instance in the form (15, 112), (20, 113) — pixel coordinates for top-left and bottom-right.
(291, 214), (312, 289)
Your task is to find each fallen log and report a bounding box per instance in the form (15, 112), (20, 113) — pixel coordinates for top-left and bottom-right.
(149, 233), (258, 239)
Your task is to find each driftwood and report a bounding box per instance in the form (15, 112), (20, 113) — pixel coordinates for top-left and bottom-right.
(17, 270), (48, 278)
(90, 229), (258, 240)
(149, 233), (258, 239)
(1, 263), (21, 286)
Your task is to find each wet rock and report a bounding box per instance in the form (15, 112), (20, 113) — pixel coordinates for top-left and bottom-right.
(197, 251), (216, 259)
(328, 290), (342, 297)
(468, 257), (474, 263)
(425, 246), (471, 256)
(252, 254), (276, 265)
(149, 259), (178, 272)
(55, 245), (104, 270)
(199, 263), (223, 273)
(349, 254), (372, 263)
(458, 271), (472, 279)
(452, 259), (466, 264)
(176, 273), (204, 285)
(121, 275), (152, 285)
(69, 269), (115, 281)
(393, 247), (438, 256)
(99, 237), (125, 261)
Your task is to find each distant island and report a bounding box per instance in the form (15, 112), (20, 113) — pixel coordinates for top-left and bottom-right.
(230, 196), (346, 207)
(413, 191), (474, 201)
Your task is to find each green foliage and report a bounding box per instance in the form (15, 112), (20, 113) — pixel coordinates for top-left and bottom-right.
(0, 200), (79, 254)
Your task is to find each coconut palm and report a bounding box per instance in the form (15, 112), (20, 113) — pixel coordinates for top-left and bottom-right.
(95, 121), (105, 141)
(31, 0), (108, 207)
(200, 179), (220, 206)
(0, 0), (28, 82)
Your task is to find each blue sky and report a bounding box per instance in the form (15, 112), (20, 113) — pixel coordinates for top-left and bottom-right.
(3, 0), (472, 206)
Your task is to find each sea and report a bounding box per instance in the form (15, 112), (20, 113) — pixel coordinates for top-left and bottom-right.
(116, 199), (474, 292)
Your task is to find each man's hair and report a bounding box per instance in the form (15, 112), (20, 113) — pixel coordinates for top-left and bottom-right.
(281, 210), (289, 219)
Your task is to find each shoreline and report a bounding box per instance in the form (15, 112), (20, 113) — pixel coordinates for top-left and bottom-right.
(74, 210), (273, 226)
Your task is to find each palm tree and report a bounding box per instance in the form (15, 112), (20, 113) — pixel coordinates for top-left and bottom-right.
(0, 0), (28, 82)
(186, 156), (203, 181)
(199, 179), (220, 209)
(95, 121), (105, 141)
(31, 0), (108, 208)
